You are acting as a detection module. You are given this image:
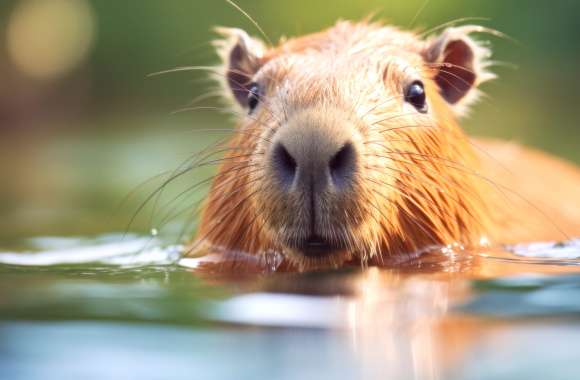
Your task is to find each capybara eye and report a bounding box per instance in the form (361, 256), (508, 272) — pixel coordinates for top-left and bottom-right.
(247, 83), (260, 113)
(404, 81), (427, 113)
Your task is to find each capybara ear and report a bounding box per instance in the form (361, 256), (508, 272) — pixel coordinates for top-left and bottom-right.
(213, 27), (265, 108)
(423, 26), (496, 115)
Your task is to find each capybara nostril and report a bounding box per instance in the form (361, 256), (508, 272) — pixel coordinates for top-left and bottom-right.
(271, 142), (298, 189)
(329, 142), (356, 190)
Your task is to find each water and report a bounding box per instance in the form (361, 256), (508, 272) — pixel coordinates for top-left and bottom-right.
(1, 235), (580, 379)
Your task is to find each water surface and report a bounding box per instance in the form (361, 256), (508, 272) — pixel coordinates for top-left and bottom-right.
(1, 235), (580, 379)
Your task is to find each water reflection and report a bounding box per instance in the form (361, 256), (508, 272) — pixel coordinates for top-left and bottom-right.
(346, 268), (465, 379)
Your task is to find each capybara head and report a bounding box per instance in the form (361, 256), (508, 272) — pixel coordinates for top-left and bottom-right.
(194, 21), (496, 269)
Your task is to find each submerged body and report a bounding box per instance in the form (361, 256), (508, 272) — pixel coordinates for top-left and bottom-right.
(191, 21), (580, 270)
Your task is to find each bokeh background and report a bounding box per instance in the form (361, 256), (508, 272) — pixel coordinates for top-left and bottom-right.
(0, 0), (578, 243)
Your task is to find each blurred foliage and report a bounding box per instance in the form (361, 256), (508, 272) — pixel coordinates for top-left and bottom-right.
(0, 0), (579, 241)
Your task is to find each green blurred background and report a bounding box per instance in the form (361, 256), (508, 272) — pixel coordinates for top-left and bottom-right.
(0, 0), (578, 243)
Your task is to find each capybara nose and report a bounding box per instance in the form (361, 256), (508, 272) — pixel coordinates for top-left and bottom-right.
(270, 139), (356, 193)
(328, 142), (356, 190)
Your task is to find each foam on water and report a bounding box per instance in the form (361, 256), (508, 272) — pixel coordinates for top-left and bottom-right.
(0, 234), (183, 267)
(508, 239), (580, 259)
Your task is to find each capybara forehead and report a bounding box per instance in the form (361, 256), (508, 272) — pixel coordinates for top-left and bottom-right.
(256, 48), (425, 113)
(260, 23), (425, 84)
